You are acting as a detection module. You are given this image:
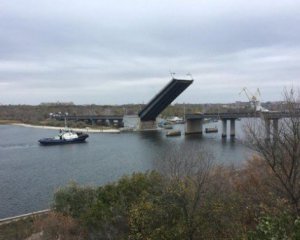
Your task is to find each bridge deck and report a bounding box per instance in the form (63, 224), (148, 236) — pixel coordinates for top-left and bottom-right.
(54, 115), (123, 121)
(139, 78), (193, 121)
(185, 111), (300, 120)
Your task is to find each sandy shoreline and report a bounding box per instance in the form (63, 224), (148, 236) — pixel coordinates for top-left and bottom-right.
(11, 123), (121, 133)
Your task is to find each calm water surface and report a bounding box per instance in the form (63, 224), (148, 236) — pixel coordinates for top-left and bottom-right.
(0, 120), (252, 218)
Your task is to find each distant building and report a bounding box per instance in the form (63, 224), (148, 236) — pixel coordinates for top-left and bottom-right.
(40, 101), (74, 106)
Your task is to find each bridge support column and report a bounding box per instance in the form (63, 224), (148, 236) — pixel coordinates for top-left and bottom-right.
(272, 118), (280, 143)
(265, 119), (271, 140)
(109, 119), (114, 126)
(101, 119), (107, 126)
(273, 119), (279, 136)
(90, 119), (95, 125)
(139, 120), (157, 130)
(185, 119), (203, 135)
(117, 119), (124, 127)
(230, 119), (236, 138)
(222, 119), (227, 138)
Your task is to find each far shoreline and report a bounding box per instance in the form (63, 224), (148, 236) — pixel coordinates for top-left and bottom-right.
(1, 121), (121, 133)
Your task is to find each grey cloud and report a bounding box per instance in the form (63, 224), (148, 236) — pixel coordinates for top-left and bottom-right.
(1, 0), (300, 104)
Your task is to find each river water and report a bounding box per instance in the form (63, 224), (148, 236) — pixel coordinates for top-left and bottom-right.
(0, 119), (252, 218)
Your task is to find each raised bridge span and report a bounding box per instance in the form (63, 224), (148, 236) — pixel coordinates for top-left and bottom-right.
(51, 78), (193, 129)
(138, 78), (193, 129)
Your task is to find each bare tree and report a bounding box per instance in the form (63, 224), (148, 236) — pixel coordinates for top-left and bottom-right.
(245, 88), (300, 216)
(159, 144), (214, 240)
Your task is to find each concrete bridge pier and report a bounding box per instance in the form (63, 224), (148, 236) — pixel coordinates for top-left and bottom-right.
(221, 119), (227, 138)
(272, 118), (280, 143)
(230, 119), (236, 138)
(109, 119), (114, 126)
(273, 118), (279, 136)
(264, 118), (281, 140)
(185, 119), (203, 135)
(117, 119), (124, 127)
(139, 120), (157, 130)
(265, 118), (271, 140)
(88, 119), (95, 125)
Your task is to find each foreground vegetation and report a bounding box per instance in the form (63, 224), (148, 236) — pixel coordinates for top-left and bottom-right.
(52, 148), (296, 240)
(2, 154), (300, 239)
(4, 138), (298, 239)
(17, 156), (299, 240)
(0, 218), (33, 240)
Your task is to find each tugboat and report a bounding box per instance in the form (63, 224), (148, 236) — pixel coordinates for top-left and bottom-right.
(39, 129), (89, 145)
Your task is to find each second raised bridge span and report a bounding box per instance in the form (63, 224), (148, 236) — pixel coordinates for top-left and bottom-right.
(185, 111), (300, 138)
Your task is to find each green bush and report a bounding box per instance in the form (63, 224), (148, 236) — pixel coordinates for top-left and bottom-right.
(248, 214), (300, 240)
(51, 169), (300, 240)
(53, 182), (97, 219)
(53, 172), (164, 239)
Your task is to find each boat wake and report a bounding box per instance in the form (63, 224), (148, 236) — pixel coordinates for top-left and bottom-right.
(0, 143), (36, 150)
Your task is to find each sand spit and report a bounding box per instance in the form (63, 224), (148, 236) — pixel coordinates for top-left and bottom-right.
(11, 123), (121, 133)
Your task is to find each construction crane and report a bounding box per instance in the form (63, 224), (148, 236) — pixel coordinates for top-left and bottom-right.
(239, 87), (268, 112)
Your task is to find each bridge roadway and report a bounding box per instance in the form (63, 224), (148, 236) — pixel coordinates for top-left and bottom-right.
(53, 115), (124, 126)
(186, 112), (259, 120)
(185, 111), (300, 138)
(186, 111), (300, 120)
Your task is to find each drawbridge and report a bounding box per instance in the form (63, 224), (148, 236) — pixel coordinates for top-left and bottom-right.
(138, 78), (193, 129)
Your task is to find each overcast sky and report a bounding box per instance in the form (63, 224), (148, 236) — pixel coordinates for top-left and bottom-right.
(1, 0), (300, 104)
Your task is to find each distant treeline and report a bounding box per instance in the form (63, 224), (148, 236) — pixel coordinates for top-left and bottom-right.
(0, 102), (270, 124)
(0, 104), (139, 124)
(0, 104), (205, 124)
